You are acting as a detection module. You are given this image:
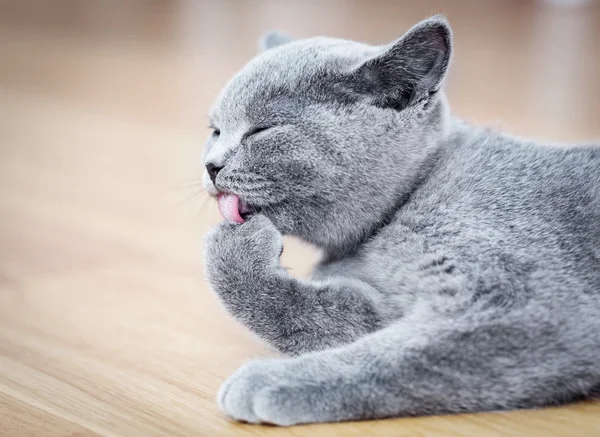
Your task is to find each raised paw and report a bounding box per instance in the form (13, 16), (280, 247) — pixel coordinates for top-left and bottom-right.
(204, 214), (283, 286)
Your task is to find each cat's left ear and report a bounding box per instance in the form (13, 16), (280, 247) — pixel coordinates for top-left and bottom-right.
(259, 31), (294, 52)
(349, 16), (452, 110)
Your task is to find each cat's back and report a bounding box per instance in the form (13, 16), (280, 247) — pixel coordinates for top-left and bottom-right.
(418, 126), (600, 240)
(347, 126), (600, 307)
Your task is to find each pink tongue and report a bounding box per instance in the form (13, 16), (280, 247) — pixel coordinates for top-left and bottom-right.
(217, 194), (245, 223)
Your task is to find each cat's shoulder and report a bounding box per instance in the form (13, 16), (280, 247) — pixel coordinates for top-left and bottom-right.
(445, 120), (600, 171)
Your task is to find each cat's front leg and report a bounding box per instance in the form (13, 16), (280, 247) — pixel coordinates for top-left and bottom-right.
(204, 214), (381, 354)
(218, 313), (598, 426)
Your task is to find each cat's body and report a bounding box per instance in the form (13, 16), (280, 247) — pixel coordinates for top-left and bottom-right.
(317, 125), (600, 324)
(203, 17), (600, 425)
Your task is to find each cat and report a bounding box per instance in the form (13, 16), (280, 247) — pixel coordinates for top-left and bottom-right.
(202, 16), (600, 426)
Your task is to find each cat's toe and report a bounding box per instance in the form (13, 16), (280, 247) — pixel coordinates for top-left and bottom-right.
(253, 385), (314, 426)
(217, 360), (277, 424)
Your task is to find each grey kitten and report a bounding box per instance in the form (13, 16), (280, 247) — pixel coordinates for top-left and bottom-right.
(203, 16), (600, 426)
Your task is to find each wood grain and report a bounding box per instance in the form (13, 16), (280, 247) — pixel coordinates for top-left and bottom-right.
(0, 1), (599, 436)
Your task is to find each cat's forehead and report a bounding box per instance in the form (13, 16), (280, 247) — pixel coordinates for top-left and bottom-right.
(210, 38), (372, 126)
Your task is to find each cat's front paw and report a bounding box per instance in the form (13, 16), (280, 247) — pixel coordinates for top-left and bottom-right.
(218, 359), (322, 426)
(204, 214), (283, 285)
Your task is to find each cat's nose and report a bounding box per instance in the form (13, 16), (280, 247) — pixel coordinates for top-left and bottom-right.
(206, 163), (223, 184)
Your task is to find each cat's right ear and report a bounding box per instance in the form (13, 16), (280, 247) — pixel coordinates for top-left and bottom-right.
(348, 16), (452, 111)
(259, 31), (294, 52)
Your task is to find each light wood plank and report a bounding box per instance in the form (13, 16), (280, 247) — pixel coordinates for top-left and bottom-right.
(0, 1), (598, 436)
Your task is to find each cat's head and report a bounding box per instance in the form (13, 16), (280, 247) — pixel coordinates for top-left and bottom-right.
(204, 16), (452, 254)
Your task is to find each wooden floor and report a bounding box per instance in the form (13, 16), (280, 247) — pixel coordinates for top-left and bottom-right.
(0, 1), (599, 436)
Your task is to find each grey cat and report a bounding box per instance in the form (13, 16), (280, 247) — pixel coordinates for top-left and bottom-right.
(202, 16), (600, 426)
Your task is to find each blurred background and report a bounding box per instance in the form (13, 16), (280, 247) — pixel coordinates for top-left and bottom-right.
(0, 1), (599, 436)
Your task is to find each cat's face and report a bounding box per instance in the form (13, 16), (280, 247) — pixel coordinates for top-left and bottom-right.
(204, 17), (452, 253)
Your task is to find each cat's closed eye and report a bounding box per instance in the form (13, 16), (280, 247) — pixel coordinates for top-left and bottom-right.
(246, 125), (272, 138)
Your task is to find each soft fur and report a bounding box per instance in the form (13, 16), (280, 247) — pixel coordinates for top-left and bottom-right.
(202, 16), (600, 426)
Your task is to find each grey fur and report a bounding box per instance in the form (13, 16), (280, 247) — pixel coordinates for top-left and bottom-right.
(203, 16), (600, 425)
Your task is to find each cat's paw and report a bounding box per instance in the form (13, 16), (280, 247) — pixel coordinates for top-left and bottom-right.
(217, 359), (321, 426)
(204, 214), (283, 283)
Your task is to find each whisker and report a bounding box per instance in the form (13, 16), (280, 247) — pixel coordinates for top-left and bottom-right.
(170, 179), (207, 191)
(228, 173), (273, 184)
(227, 181), (274, 193)
(168, 187), (211, 211)
(196, 192), (220, 224)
